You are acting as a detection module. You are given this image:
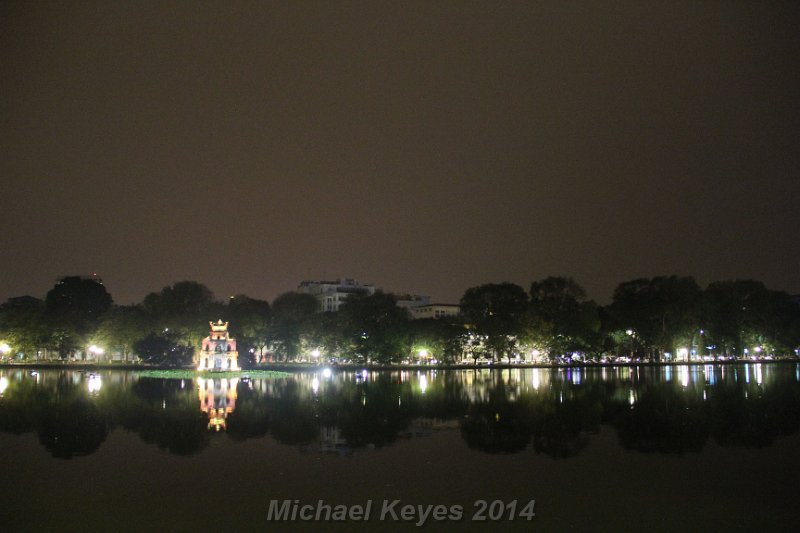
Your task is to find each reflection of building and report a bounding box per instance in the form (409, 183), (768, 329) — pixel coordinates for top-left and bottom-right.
(298, 278), (376, 312)
(197, 320), (239, 371)
(198, 378), (239, 431)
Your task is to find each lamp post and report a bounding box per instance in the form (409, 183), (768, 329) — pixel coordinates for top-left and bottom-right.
(418, 348), (429, 365)
(88, 344), (104, 364)
(625, 330), (634, 359)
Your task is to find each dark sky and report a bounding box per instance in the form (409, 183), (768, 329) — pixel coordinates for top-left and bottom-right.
(1, 1), (799, 305)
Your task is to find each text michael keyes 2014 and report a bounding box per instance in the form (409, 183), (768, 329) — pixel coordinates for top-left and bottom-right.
(267, 499), (536, 526)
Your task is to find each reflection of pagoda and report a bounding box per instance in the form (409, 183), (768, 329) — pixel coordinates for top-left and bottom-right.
(198, 378), (239, 431)
(197, 320), (240, 371)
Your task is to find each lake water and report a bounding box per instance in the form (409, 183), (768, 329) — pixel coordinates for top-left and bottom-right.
(1, 364), (799, 532)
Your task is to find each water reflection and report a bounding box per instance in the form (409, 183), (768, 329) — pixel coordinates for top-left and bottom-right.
(1, 364), (799, 459)
(198, 377), (238, 431)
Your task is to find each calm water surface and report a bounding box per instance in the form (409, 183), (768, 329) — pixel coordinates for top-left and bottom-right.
(1, 364), (799, 532)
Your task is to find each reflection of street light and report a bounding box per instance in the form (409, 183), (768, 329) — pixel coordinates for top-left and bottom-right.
(87, 374), (102, 394)
(419, 374), (428, 394)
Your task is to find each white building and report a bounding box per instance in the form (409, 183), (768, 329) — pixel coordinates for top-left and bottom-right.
(298, 278), (376, 312)
(395, 294), (431, 309)
(409, 303), (461, 320)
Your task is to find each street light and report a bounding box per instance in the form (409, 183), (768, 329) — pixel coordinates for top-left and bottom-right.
(88, 345), (105, 363)
(418, 348), (429, 364)
(625, 330), (635, 358)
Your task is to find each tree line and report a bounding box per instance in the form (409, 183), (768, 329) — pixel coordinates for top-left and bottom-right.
(1, 275), (799, 366)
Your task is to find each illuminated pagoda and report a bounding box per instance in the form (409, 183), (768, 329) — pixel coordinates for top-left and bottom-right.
(197, 319), (240, 371)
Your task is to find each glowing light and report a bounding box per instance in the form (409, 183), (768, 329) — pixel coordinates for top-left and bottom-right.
(680, 366), (689, 388)
(311, 377), (320, 394)
(361, 369), (368, 380)
(87, 374), (102, 394)
(755, 364), (763, 385)
(322, 368), (332, 379)
(311, 349), (321, 358)
(532, 349), (541, 358)
(419, 374), (428, 394)
(0, 343), (10, 354)
(532, 368), (540, 390)
(0, 376), (8, 395)
(626, 329), (633, 336)
(418, 349), (429, 358)
(628, 389), (635, 406)
(677, 348), (689, 361)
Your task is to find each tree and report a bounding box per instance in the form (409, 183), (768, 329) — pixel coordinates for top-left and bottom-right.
(337, 291), (410, 363)
(0, 297), (50, 360)
(459, 283), (528, 360)
(142, 281), (219, 348)
(407, 318), (466, 364)
(702, 280), (796, 357)
(94, 305), (151, 362)
(607, 276), (702, 360)
(527, 277), (600, 359)
(269, 292), (318, 361)
(226, 295), (271, 367)
(302, 311), (348, 362)
(133, 332), (193, 367)
(45, 277), (113, 359)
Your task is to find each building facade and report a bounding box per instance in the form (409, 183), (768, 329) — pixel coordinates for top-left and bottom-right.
(298, 278), (376, 312)
(395, 294), (432, 310)
(409, 304), (461, 320)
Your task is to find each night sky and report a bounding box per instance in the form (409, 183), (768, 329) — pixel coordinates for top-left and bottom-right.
(2, 1), (798, 305)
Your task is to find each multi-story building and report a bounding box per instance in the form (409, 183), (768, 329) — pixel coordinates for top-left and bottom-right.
(394, 294), (431, 310)
(298, 278), (376, 312)
(409, 303), (461, 320)
(56, 273), (104, 285)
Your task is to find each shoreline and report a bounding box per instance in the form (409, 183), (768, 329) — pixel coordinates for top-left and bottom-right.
(1, 358), (798, 373)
